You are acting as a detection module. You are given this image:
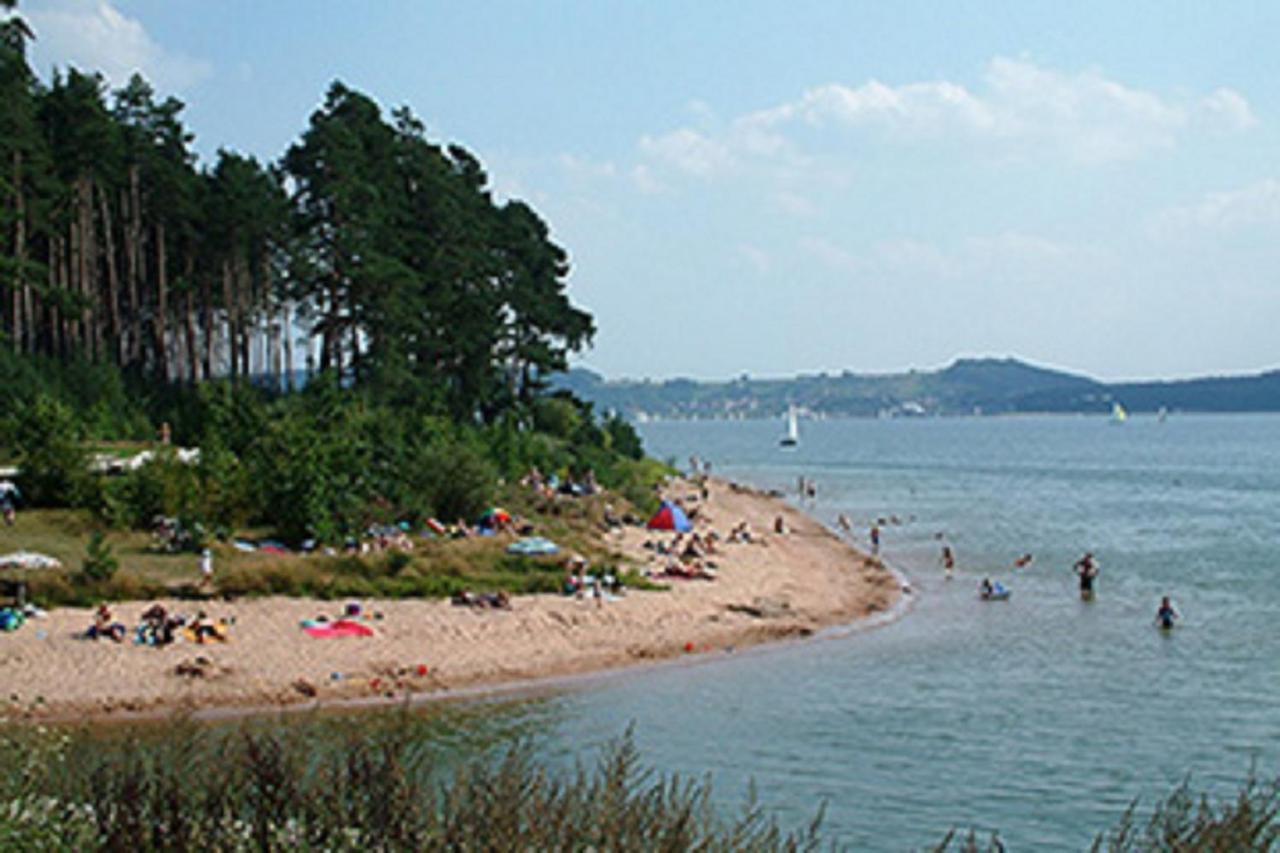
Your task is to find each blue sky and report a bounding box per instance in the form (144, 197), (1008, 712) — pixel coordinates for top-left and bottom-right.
(20, 0), (1280, 381)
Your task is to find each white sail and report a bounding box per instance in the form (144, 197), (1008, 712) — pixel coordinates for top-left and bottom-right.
(1111, 402), (1128, 424)
(780, 405), (799, 446)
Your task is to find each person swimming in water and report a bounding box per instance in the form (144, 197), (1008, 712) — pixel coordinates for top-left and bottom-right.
(1156, 596), (1179, 630)
(1074, 552), (1099, 598)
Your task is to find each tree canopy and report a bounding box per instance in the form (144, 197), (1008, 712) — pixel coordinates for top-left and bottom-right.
(0, 3), (593, 422)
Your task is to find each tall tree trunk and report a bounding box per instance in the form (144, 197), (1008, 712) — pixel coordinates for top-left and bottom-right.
(77, 177), (97, 361)
(282, 302), (293, 391)
(126, 167), (143, 364)
(201, 267), (214, 380)
(184, 249), (198, 383)
(221, 258), (236, 379)
(10, 151), (25, 353)
(237, 250), (251, 379)
(48, 238), (59, 358)
(155, 221), (168, 380)
(52, 235), (67, 358)
(96, 182), (122, 365)
(67, 218), (81, 354)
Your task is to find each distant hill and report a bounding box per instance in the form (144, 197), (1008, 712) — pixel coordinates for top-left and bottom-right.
(555, 358), (1280, 419)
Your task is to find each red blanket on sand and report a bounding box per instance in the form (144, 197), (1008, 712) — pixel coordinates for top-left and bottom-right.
(304, 619), (374, 638)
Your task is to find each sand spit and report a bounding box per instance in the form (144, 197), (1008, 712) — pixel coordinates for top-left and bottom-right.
(0, 478), (901, 723)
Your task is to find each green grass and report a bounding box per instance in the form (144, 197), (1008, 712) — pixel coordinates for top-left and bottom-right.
(1, 490), (650, 608)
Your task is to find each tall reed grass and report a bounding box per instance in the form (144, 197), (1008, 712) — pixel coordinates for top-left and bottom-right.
(0, 716), (821, 851)
(1, 714), (1275, 851)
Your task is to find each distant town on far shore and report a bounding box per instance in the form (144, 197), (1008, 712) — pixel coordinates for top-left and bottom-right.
(555, 357), (1280, 420)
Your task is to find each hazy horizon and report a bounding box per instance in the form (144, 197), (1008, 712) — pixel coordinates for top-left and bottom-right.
(572, 352), (1280, 385)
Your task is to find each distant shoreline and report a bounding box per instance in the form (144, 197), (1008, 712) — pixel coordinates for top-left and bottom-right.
(558, 357), (1280, 421)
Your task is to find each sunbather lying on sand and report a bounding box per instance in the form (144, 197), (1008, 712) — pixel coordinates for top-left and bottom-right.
(87, 604), (126, 642)
(451, 589), (511, 609)
(663, 557), (717, 581)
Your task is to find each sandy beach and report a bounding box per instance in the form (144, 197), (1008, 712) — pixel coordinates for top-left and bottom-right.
(0, 478), (901, 722)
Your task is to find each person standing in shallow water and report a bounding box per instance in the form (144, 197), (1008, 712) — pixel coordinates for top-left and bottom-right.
(1074, 552), (1099, 598)
(1156, 596), (1179, 629)
(941, 545), (955, 579)
(870, 524), (880, 555)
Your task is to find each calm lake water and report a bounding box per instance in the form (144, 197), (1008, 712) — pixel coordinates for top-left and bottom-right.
(512, 414), (1280, 849)
(94, 414), (1277, 849)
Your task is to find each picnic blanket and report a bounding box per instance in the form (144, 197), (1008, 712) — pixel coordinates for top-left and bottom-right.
(506, 537), (559, 556)
(303, 619), (374, 639)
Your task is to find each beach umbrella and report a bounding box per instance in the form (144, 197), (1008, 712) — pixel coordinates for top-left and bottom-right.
(477, 507), (512, 528)
(646, 500), (693, 532)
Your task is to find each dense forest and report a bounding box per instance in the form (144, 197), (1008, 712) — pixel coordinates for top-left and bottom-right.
(1, 2), (590, 411)
(0, 1), (654, 545)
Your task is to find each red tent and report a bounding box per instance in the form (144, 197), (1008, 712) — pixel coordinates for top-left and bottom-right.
(646, 500), (693, 532)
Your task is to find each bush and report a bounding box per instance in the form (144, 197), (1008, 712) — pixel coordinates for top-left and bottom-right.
(529, 394), (581, 438)
(79, 530), (118, 583)
(603, 413), (645, 460)
(8, 395), (88, 508)
(409, 428), (496, 523)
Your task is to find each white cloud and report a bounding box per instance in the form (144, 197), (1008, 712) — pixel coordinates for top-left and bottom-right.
(798, 236), (863, 274)
(630, 164), (667, 195)
(27, 0), (212, 92)
(775, 190), (816, 217)
(1151, 178), (1280, 234)
(801, 231), (1096, 284)
(637, 57), (1256, 183)
(558, 154), (617, 179)
(737, 244), (772, 275)
(1198, 88), (1258, 132)
(638, 128), (735, 177)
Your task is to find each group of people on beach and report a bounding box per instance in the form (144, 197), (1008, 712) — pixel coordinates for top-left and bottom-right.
(644, 529), (721, 580)
(86, 603), (227, 645)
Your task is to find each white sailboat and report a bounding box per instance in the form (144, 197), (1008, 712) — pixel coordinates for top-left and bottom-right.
(1111, 402), (1128, 424)
(1157, 406), (1168, 423)
(780, 405), (799, 447)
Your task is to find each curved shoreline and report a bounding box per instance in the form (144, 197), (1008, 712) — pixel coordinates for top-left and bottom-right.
(95, 555), (917, 727)
(2, 477), (907, 725)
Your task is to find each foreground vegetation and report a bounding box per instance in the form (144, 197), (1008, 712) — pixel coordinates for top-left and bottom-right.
(0, 716), (1274, 851)
(0, 719), (823, 852)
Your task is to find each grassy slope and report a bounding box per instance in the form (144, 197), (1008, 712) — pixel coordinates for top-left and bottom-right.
(0, 486), (659, 607)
